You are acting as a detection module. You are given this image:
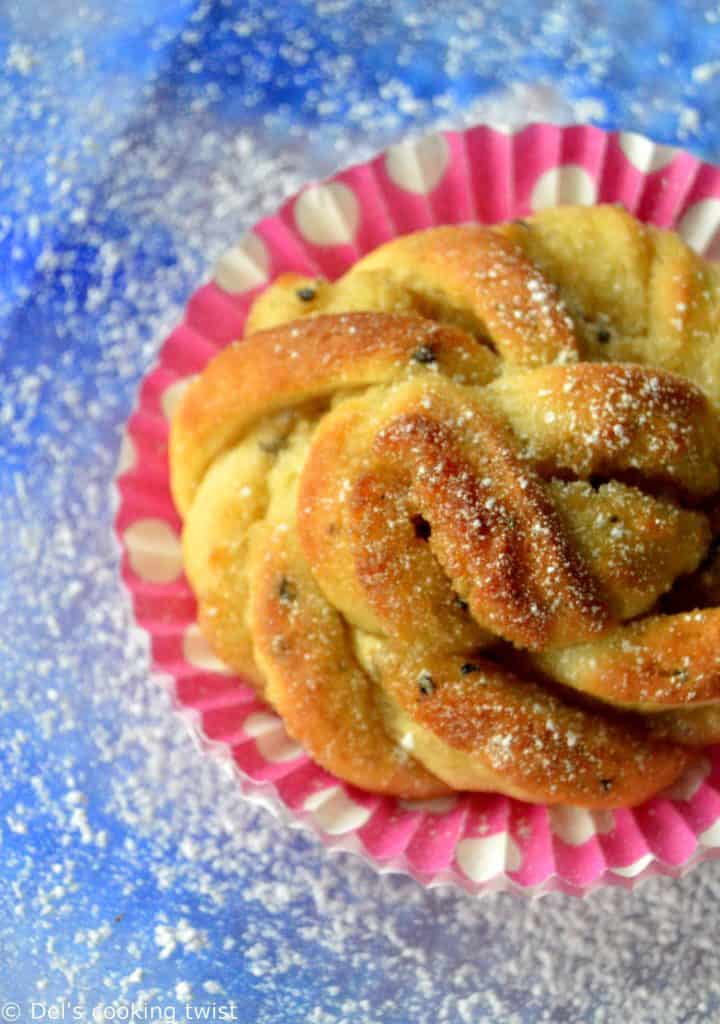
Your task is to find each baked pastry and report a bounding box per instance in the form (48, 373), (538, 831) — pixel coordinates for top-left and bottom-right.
(170, 204), (720, 808)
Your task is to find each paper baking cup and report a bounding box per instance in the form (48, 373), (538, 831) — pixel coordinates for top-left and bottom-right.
(115, 124), (720, 896)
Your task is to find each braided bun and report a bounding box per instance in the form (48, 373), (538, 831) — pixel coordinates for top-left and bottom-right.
(170, 205), (720, 807)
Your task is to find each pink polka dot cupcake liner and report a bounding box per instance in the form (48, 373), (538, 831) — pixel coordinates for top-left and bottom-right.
(115, 123), (720, 896)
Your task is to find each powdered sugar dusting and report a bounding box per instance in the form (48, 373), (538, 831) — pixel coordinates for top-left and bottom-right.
(6, 1), (720, 1018)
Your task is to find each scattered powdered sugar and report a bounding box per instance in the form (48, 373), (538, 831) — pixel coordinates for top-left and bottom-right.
(3, 2), (720, 1020)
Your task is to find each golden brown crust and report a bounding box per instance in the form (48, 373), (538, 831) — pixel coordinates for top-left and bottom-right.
(534, 610), (720, 711)
(502, 206), (720, 405)
(170, 312), (497, 515)
(170, 208), (720, 806)
(371, 647), (688, 808)
(244, 270), (423, 335)
(497, 205), (654, 339)
(487, 363), (719, 500)
(181, 431), (271, 690)
(247, 523), (449, 798)
(297, 378), (610, 651)
(296, 389), (491, 649)
(547, 480), (710, 620)
(649, 705), (720, 746)
(353, 225), (580, 367)
(369, 385), (609, 649)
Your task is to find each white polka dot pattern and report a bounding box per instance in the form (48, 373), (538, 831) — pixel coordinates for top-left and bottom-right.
(549, 806), (614, 846)
(303, 786), (371, 834)
(456, 833), (523, 882)
(182, 623), (234, 675)
(116, 431), (136, 476)
(116, 124), (720, 894)
(161, 375), (196, 421)
(124, 518), (183, 584)
(610, 853), (654, 878)
(243, 712), (303, 763)
(678, 198), (720, 259)
(619, 131), (678, 172)
(530, 164), (597, 211)
(214, 233), (270, 294)
(294, 182), (359, 246)
(661, 757), (711, 802)
(385, 133), (450, 195)
(699, 817), (720, 847)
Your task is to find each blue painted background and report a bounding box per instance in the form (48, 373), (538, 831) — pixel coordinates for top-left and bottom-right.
(2, 2), (720, 1020)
